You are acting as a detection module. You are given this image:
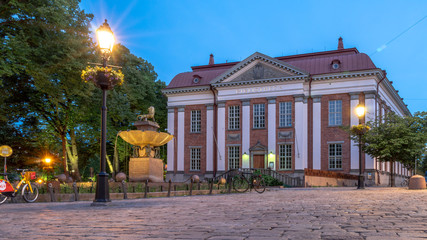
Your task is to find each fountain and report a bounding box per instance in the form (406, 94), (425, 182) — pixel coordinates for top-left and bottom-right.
(118, 106), (173, 182)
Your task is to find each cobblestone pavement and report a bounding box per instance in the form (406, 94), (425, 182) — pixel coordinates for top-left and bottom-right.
(0, 188), (426, 240)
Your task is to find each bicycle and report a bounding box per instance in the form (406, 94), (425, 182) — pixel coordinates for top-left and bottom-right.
(232, 169), (266, 194)
(400, 177), (410, 187)
(0, 169), (39, 204)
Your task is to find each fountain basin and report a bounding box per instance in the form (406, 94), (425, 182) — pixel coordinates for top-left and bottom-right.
(119, 130), (173, 147)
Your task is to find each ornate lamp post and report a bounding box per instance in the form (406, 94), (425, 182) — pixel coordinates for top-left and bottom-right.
(93, 19), (116, 203)
(355, 104), (366, 189)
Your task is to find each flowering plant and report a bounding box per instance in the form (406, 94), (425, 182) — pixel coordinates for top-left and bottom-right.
(350, 124), (371, 135)
(81, 66), (124, 89)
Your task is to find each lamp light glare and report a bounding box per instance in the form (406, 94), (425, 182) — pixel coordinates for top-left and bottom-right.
(355, 105), (366, 118)
(96, 20), (115, 53)
(44, 158), (51, 164)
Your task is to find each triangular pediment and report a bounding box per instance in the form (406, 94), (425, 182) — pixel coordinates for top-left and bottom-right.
(211, 52), (308, 85)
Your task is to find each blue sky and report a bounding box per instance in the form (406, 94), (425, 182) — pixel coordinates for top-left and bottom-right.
(80, 0), (427, 114)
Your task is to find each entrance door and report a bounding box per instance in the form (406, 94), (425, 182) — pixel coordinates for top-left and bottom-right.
(253, 155), (265, 169)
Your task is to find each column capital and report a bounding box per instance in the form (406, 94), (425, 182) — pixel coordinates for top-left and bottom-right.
(312, 95), (322, 103)
(178, 107), (185, 112)
(241, 99), (251, 106)
(294, 94), (305, 102)
(206, 103), (214, 110)
(218, 101), (226, 108)
(267, 97), (276, 104)
(364, 91), (376, 99)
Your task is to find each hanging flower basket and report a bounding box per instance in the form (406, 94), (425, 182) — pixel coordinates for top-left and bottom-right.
(81, 66), (124, 90)
(350, 124), (370, 135)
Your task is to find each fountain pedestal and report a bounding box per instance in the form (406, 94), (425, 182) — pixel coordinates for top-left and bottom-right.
(129, 157), (163, 182)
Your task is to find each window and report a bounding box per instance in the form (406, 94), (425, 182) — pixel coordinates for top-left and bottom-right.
(228, 146), (240, 170)
(279, 102), (292, 127)
(253, 104), (265, 128)
(329, 100), (342, 126)
(191, 110), (201, 133)
(228, 105), (240, 130)
(190, 148), (201, 171)
(279, 144), (292, 170)
(329, 143), (342, 169)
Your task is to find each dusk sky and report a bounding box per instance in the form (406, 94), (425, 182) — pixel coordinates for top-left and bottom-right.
(80, 0), (427, 114)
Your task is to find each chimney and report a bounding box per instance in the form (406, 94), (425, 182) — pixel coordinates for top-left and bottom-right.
(209, 53), (214, 65)
(338, 37), (344, 50)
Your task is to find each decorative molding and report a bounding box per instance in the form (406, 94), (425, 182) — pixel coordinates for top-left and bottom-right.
(218, 101), (226, 108)
(312, 95), (322, 103)
(178, 107), (185, 112)
(294, 94), (304, 102)
(327, 141), (344, 144)
(241, 99), (251, 106)
(364, 90), (376, 99)
(162, 86), (211, 95)
(206, 103), (214, 110)
(277, 142), (294, 145)
(226, 143), (241, 147)
(349, 92), (361, 100)
(168, 108), (175, 113)
(278, 131), (293, 139)
(268, 98), (276, 104)
(212, 75), (307, 88)
(227, 133), (241, 141)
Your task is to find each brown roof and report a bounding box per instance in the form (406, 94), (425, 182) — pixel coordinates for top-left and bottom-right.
(165, 48), (377, 89)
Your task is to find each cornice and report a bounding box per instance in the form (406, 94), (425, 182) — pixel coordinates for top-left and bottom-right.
(162, 86), (211, 95)
(212, 75), (307, 88)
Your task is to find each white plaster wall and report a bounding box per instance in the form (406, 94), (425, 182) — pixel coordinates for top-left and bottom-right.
(268, 102), (276, 170)
(311, 79), (377, 96)
(294, 101), (304, 170)
(242, 105), (250, 168)
(206, 109), (214, 172)
(167, 111), (175, 171)
(217, 107), (226, 171)
(313, 102), (321, 170)
(177, 111), (185, 171)
(350, 98), (360, 170)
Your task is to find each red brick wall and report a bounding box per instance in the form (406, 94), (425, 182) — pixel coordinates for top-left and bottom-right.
(275, 96), (295, 173)
(184, 105), (206, 174)
(225, 100), (242, 170)
(320, 93), (351, 173)
(250, 98), (268, 155)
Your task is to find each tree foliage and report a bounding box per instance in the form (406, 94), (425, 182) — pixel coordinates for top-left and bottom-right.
(348, 112), (427, 186)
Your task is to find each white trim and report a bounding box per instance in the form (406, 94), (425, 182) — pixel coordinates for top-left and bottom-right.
(177, 111), (185, 171)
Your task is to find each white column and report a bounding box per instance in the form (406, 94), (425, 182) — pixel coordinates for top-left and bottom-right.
(177, 107), (185, 172)
(167, 108), (175, 172)
(267, 98), (276, 170)
(364, 91), (376, 170)
(350, 93), (360, 171)
(217, 102), (226, 171)
(313, 96), (321, 170)
(242, 100), (250, 168)
(206, 104), (214, 172)
(294, 95), (304, 170)
(302, 98), (308, 170)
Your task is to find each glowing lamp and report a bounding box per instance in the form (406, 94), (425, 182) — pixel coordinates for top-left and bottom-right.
(96, 19), (115, 54)
(44, 158), (52, 164)
(355, 105), (366, 118)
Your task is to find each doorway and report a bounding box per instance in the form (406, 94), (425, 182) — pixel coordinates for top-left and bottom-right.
(253, 154), (265, 169)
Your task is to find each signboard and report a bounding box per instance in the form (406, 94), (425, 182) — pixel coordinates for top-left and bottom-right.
(0, 145), (12, 157)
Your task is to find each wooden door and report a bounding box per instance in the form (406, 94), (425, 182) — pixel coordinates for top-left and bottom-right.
(253, 155), (265, 169)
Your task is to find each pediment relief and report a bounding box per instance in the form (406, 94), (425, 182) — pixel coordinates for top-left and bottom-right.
(228, 62), (292, 83)
(211, 52), (308, 85)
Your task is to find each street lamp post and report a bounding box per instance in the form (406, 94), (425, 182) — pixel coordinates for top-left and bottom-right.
(355, 104), (366, 189)
(93, 19), (116, 204)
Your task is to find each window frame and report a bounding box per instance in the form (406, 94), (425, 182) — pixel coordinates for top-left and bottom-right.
(228, 105), (240, 130)
(279, 101), (292, 127)
(328, 143), (343, 170)
(190, 110), (201, 133)
(329, 100), (342, 126)
(228, 146), (240, 170)
(253, 103), (265, 129)
(279, 144), (292, 170)
(190, 147), (201, 171)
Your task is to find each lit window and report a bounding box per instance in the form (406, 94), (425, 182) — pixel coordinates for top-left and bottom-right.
(228, 146), (240, 170)
(191, 110), (201, 133)
(253, 104), (265, 128)
(329, 144), (342, 170)
(279, 144), (292, 170)
(329, 100), (342, 126)
(279, 102), (292, 127)
(228, 105), (240, 130)
(190, 148), (201, 171)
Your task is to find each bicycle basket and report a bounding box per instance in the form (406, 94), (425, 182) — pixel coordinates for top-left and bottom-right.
(25, 171), (36, 180)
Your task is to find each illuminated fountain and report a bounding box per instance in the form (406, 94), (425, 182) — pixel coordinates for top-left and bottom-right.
(118, 107), (173, 182)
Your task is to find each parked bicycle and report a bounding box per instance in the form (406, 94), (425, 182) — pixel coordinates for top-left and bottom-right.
(400, 176), (410, 187)
(232, 169), (266, 193)
(0, 169), (39, 204)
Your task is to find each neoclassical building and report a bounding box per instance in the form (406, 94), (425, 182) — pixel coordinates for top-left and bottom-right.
(162, 38), (411, 185)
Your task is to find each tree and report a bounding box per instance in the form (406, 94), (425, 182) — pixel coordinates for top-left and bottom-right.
(0, 0), (94, 179)
(351, 112), (427, 187)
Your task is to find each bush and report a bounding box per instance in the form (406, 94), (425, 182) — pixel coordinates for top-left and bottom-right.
(261, 174), (283, 186)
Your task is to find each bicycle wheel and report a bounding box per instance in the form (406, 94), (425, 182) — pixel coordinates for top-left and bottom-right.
(233, 175), (249, 193)
(252, 176), (266, 194)
(22, 183), (39, 203)
(0, 194), (7, 205)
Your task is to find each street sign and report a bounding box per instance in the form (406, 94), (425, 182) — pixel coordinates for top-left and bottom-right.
(0, 145), (12, 157)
